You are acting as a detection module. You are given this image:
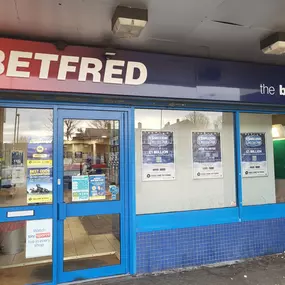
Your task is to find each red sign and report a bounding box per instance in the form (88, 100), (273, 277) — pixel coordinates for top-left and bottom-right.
(0, 38), (147, 94)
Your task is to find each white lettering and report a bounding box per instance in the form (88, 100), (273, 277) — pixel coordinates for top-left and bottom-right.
(78, 57), (102, 82)
(125, 61), (147, 85)
(280, 85), (285, 96)
(58, 55), (79, 80)
(6, 51), (32, 78)
(0, 50), (5, 75)
(34, 53), (59, 79)
(104, 60), (124, 84)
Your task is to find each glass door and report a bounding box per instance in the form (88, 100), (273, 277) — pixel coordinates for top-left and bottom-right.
(57, 109), (128, 283)
(0, 107), (55, 285)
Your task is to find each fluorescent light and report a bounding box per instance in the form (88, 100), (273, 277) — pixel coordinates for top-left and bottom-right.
(272, 124), (284, 138)
(262, 41), (285, 55)
(112, 6), (148, 38)
(261, 32), (285, 55)
(102, 135), (107, 138)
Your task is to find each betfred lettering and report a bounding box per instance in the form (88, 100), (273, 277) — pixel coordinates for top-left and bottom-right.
(0, 50), (147, 85)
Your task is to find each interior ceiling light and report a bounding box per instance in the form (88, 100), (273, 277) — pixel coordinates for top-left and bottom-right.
(261, 32), (285, 55)
(272, 124), (284, 138)
(112, 6), (148, 38)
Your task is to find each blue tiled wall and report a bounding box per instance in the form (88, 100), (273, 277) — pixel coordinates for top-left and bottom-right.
(136, 218), (285, 273)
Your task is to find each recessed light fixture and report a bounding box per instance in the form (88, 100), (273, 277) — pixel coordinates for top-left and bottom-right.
(102, 135), (107, 138)
(112, 6), (148, 38)
(272, 124), (284, 138)
(261, 32), (285, 55)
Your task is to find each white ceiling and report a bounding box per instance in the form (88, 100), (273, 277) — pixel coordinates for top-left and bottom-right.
(1, 0), (285, 65)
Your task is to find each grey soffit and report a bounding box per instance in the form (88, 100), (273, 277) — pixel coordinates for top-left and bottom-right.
(0, 0), (285, 64)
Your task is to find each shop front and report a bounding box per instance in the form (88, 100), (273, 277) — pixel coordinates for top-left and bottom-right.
(1, 37), (285, 285)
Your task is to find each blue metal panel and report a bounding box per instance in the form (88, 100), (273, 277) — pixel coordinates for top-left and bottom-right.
(65, 201), (121, 217)
(128, 107), (136, 275)
(242, 204), (285, 221)
(234, 112), (243, 220)
(52, 106), (58, 285)
(136, 207), (239, 232)
(0, 205), (53, 222)
(59, 264), (127, 284)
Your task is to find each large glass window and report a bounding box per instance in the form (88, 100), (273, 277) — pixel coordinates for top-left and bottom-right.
(240, 113), (285, 206)
(0, 108), (53, 207)
(135, 109), (236, 214)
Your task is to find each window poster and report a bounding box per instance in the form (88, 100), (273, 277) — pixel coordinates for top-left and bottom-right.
(12, 167), (25, 184)
(27, 137), (52, 167)
(141, 130), (175, 181)
(241, 133), (268, 177)
(27, 168), (53, 204)
(89, 174), (106, 200)
(26, 219), (52, 259)
(72, 175), (89, 201)
(11, 150), (24, 166)
(27, 137), (53, 204)
(192, 131), (223, 179)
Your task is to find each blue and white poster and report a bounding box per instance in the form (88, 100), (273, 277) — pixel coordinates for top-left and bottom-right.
(27, 137), (53, 167)
(141, 130), (175, 181)
(89, 175), (106, 200)
(241, 133), (268, 177)
(72, 175), (89, 201)
(192, 131), (223, 179)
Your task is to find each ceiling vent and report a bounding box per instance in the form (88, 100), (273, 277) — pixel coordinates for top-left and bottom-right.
(261, 32), (285, 55)
(112, 6), (148, 38)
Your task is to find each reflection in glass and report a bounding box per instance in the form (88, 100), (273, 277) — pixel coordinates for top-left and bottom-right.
(135, 109), (236, 213)
(241, 113), (285, 205)
(64, 214), (120, 271)
(0, 108), (53, 207)
(63, 120), (120, 203)
(0, 219), (52, 285)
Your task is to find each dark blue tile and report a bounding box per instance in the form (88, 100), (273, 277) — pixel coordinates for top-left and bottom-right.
(136, 218), (285, 273)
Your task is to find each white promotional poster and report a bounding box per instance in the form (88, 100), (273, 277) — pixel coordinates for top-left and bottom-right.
(11, 167), (25, 184)
(241, 133), (268, 177)
(26, 219), (52, 258)
(192, 131), (223, 179)
(141, 130), (175, 181)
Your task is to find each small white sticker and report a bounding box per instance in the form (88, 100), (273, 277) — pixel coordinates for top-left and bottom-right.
(7, 210), (34, 218)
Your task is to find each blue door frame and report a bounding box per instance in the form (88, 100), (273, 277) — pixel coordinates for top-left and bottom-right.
(0, 102), (135, 285)
(56, 108), (131, 283)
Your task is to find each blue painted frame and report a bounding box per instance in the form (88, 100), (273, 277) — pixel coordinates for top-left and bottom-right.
(56, 109), (130, 284)
(1, 95), (285, 283)
(133, 106), (285, 233)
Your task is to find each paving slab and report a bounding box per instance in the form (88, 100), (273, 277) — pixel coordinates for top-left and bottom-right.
(77, 253), (285, 285)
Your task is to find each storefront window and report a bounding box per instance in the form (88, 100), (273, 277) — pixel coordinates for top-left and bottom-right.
(135, 109), (236, 214)
(0, 219), (53, 285)
(0, 108), (53, 207)
(240, 113), (285, 205)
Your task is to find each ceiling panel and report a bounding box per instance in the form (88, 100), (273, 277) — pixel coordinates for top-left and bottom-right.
(210, 0), (285, 30)
(0, 0), (284, 65)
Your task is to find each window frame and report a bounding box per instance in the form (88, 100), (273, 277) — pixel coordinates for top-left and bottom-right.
(134, 104), (285, 232)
